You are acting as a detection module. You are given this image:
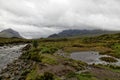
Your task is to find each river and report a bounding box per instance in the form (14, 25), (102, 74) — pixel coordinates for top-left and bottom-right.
(0, 44), (26, 71)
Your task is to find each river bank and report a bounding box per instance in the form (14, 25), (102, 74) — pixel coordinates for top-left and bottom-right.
(0, 45), (120, 80)
(0, 44), (27, 71)
(0, 44), (33, 80)
(0, 59), (34, 80)
(0, 44), (87, 80)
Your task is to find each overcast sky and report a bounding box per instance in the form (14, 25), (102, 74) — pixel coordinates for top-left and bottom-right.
(0, 0), (120, 38)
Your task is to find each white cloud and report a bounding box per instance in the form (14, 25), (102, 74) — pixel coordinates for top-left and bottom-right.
(0, 0), (120, 38)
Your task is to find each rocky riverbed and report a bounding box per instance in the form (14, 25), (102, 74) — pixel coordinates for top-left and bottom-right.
(0, 44), (26, 71)
(0, 44), (35, 80)
(0, 59), (34, 80)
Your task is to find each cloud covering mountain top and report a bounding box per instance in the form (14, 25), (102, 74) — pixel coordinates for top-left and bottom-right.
(0, 0), (120, 38)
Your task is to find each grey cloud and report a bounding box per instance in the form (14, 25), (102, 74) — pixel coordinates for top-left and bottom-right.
(0, 0), (120, 38)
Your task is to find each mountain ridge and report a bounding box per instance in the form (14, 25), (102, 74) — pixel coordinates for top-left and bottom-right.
(48, 29), (120, 38)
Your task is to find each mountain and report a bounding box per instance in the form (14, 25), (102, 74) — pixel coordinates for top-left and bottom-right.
(48, 29), (120, 38)
(0, 28), (23, 38)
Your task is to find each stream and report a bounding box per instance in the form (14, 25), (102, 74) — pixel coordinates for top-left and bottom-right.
(0, 44), (26, 72)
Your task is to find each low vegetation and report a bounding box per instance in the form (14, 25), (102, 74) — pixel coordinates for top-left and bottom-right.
(0, 37), (31, 46)
(37, 72), (55, 80)
(99, 57), (118, 63)
(32, 40), (39, 48)
(94, 64), (120, 73)
(1, 33), (120, 80)
(41, 54), (58, 65)
(66, 71), (98, 80)
(111, 43), (120, 58)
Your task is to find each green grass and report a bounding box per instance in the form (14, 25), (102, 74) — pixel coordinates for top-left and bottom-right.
(111, 43), (120, 58)
(76, 73), (98, 80)
(40, 46), (58, 54)
(95, 64), (120, 73)
(99, 57), (118, 63)
(66, 72), (98, 80)
(26, 70), (38, 80)
(41, 54), (58, 65)
(26, 71), (60, 80)
(0, 37), (31, 46)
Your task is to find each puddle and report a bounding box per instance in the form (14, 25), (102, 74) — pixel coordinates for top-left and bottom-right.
(70, 51), (120, 66)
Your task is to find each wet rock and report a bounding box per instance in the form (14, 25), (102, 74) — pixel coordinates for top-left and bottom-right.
(22, 44), (31, 51)
(0, 75), (2, 79)
(0, 59), (34, 80)
(3, 73), (10, 78)
(0, 44), (34, 80)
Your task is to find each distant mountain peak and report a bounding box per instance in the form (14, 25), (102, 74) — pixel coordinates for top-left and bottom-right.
(0, 28), (23, 38)
(4, 28), (14, 31)
(48, 29), (120, 38)
(2, 28), (17, 33)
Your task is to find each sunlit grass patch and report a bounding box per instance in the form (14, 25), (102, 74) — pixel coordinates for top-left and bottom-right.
(26, 69), (38, 80)
(66, 71), (98, 80)
(41, 54), (58, 65)
(111, 43), (120, 58)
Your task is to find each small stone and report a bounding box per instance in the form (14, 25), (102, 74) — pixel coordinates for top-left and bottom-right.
(3, 73), (10, 78)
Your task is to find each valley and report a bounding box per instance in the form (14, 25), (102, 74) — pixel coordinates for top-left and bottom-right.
(0, 33), (120, 80)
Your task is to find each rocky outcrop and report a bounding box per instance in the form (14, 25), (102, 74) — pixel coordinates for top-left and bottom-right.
(22, 44), (32, 51)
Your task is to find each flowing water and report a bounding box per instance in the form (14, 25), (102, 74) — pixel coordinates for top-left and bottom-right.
(70, 51), (120, 66)
(0, 44), (26, 71)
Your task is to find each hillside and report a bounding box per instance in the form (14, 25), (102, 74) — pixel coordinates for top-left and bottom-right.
(0, 28), (22, 38)
(48, 29), (120, 38)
